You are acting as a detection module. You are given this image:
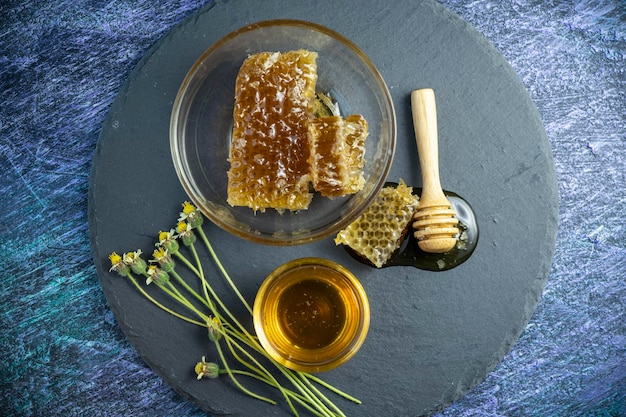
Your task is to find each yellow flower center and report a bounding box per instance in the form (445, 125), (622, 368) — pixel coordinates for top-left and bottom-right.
(153, 247), (166, 260)
(182, 201), (195, 215)
(177, 221), (188, 234)
(109, 252), (122, 265)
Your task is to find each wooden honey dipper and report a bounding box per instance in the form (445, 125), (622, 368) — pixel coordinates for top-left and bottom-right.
(411, 88), (460, 253)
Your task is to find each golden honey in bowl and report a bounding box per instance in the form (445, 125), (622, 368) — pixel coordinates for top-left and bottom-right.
(277, 277), (347, 350)
(253, 258), (370, 373)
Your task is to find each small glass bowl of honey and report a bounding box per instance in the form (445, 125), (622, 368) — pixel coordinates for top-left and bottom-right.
(253, 258), (370, 373)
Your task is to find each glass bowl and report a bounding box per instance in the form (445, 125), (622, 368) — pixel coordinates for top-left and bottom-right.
(253, 258), (370, 373)
(170, 19), (395, 245)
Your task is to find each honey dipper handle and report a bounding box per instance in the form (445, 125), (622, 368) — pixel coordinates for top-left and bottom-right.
(411, 89), (447, 207)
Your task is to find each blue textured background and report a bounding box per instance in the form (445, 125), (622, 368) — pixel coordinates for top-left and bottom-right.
(1, 1), (624, 416)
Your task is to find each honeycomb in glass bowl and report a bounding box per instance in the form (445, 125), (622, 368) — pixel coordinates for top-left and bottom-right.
(334, 180), (419, 268)
(308, 114), (368, 197)
(227, 50), (318, 212)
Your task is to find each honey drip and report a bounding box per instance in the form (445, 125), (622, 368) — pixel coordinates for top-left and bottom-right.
(340, 183), (480, 271)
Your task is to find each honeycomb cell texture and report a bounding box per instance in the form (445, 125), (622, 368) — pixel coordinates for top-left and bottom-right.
(308, 114), (368, 197)
(334, 180), (420, 268)
(227, 50), (318, 212)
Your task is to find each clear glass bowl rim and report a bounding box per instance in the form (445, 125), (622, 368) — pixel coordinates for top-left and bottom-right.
(170, 19), (396, 245)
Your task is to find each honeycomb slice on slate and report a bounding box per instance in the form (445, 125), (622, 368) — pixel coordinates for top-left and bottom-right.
(227, 50), (318, 212)
(308, 114), (368, 197)
(334, 180), (420, 268)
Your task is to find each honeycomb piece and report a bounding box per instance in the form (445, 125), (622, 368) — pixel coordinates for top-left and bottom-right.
(334, 180), (419, 268)
(227, 50), (318, 212)
(308, 114), (368, 197)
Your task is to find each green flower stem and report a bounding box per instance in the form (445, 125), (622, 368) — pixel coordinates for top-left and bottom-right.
(304, 374), (361, 405)
(214, 338), (276, 405)
(214, 330), (295, 412)
(227, 370), (305, 402)
(219, 325), (343, 417)
(189, 242), (204, 278)
(173, 245), (341, 417)
(172, 251), (200, 276)
(221, 326), (343, 416)
(222, 320), (354, 414)
(113, 205), (361, 417)
(158, 250), (348, 417)
(299, 373), (346, 417)
(220, 324), (286, 379)
(188, 243), (214, 309)
(294, 372), (343, 417)
(195, 263), (254, 341)
(278, 367), (336, 417)
(227, 370), (333, 417)
(221, 330), (279, 382)
(197, 226), (253, 314)
(125, 273), (204, 327)
(165, 280), (194, 309)
(223, 331), (299, 415)
(157, 262), (331, 417)
(170, 268), (214, 311)
(223, 334), (268, 380)
(175, 244), (248, 339)
(154, 281), (210, 324)
(211, 323), (269, 383)
(170, 252), (225, 328)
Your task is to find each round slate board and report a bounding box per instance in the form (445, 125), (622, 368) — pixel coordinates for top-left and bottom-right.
(88, 0), (559, 416)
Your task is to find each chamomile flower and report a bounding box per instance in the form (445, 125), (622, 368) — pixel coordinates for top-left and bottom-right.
(151, 247), (175, 272)
(179, 201), (203, 228)
(108, 252), (129, 275)
(122, 249), (147, 274)
(176, 220), (196, 246)
(156, 229), (179, 253)
(195, 356), (220, 380)
(146, 264), (169, 285)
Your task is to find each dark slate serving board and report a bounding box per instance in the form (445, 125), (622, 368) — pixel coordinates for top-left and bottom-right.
(88, 0), (559, 415)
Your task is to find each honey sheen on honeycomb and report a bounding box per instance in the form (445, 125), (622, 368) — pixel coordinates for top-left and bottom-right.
(334, 180), (420, 268)
(227, 50), (318, 212)
(226, 50), (369, 212)
(308, 114), (368, 197)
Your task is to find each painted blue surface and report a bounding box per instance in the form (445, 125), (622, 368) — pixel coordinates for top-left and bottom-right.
(1, 0), (624, 416)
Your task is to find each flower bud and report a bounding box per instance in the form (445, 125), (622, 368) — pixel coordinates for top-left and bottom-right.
(189, 212), (204, 228)
(108, 252), (130, 276)
(152, 248), (175, 272)
(176, 221), (196, 246)
(179, 201), (204, 229)
(160, 257), (175, 272)
(195, 356), (220, 380)
(122, 250), (147, 274)
(207, 316), (222, 342)
(131, 258), (147, 274)
(157, 229), (179, 253)
(146, 265), (169, 285)
(162, 239), (179, 253)
(181, 231), (196, 246)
